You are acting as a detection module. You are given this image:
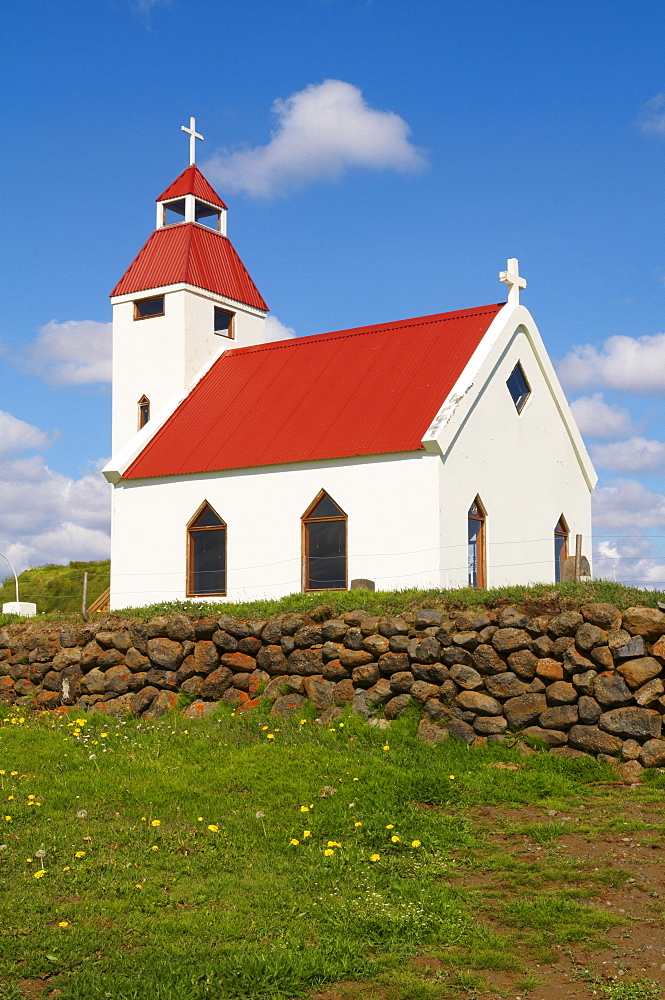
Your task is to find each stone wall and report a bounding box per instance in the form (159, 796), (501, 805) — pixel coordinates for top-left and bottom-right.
(2, 603), (665, 770)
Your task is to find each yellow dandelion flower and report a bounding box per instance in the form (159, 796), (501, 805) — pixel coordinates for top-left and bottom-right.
(382, 745), (390, 751)
(58, 921), (69, 928)
(261, 726), (269, 731)
(300, 805), (309, 813)
(33, 869), (46, 878)
(26, 858), (33, 863)
(73, 730), (81, 737)
(135, 884), (142, 889)
(354, 822), (362, 828)
(19, 718), (25, 724)
(150, 819), (161, 827)
(303, 830), (311, 838)
(207, 824), (219, 832)
(386, 824), (394, 830)
(266, 734), (275, 740)
(369, 854), (380, 862)
(323, 848), (334, 856)
(411, 840), (421, 848)
(62, 867), (70, 872)
(7, 796), (13, 801)
(290, 838), (300, 846)
(352, 777), (359, 781)
(299, 719), (307, 725)
(327, 840), (341, 848)
(338, 722), (344, 727)
(27, 794), (35, 800)
(449, 775), (455, 780)
(391, 835), (400, 843)
(197, 817), (203, 822)
(4, 816), (11, 822)
(141, 816), (147, 821)
(151, 845), (159, 851)
(35, 802), (41, 807)
(0, 771), (4, 775)
(101, 733), (108, 737)
(74, 851), (85, 858)
(10, 772), (17, 776)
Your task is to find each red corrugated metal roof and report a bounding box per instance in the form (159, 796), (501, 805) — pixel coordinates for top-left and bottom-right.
(156, 165), (227, 209)
(110, 223), (268, 310)
(123, 303), (504, 480)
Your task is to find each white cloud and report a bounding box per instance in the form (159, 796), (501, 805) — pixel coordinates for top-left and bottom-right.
(204, 79), (427, 198)
(635, 93), (665, 135)
(591, 436), (665, 474)
(21, 320), (112, 387)
(557, 332), (665, 394)
(0, 415), (111, 575)
(592, 478), (665, 529)
(264, 315), (297, 342)
(0, 410), (54, 456)
(569, 393), (635, 440)
(593, 535), (665, 587)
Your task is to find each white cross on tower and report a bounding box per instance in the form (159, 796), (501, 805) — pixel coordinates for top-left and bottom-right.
(499, 258), (526, 306)
(181, 116), (204, 165)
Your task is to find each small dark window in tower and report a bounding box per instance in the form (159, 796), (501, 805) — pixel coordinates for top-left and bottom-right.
(214, 308), (235, 338)
(507, 362), (531, 412)
(468, 496), (487, 589)
(302, 492), (347, 591)
(163, 199), (186, 225)
(195, 200), (221, 231)
(138, 396), (150, 429)
(134, 296), (165, 320)
(187, 502), (226, 596)
(554, 516), (569, 583)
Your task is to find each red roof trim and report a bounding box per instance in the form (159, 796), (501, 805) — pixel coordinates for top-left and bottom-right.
(156, 165), (227, 209)
(123, 302), (504, 480)
(110, 223), (268, 311)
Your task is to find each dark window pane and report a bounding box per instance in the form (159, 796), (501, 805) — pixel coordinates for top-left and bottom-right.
(308, 494), (345, 519)
(214, 308), (234, 335)
(195, 200), (221, 230)
(135, 296), (164, 319)
(307, 519), (346, 589)
(507, 363), (530, 412)
(191, 504), (224, 528)
(139, 403), (150, 427)
(554, 533), (567, 583)
(468, 518), (481, 588)
(190, 527), (226, 594)
(164, 199), (186, 225)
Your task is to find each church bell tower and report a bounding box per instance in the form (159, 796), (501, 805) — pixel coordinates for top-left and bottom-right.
(109, 118), (268, 454)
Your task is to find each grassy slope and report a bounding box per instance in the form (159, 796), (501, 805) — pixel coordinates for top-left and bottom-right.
(0, 561), (110, 617)
(2, 702), (655, 1000)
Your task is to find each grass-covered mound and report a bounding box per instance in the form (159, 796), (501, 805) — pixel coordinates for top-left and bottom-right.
(0, 560), (110, 618)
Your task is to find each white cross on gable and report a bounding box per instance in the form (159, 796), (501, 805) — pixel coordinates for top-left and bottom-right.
(499, 258), (526, 306)
(181, 116), (204, 165)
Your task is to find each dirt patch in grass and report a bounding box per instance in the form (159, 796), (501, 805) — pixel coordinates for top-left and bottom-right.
(310, 795), (665, 1000)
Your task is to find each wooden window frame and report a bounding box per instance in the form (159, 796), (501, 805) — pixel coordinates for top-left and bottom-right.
(468, 495), (487, 590)
(214, 307), (235, 339)
(162, 198), (187, 226)
(507, 361), (531, 413)
(554, 515), (569, 584)
(186, 501), (227, 598)
(195, 199), (222, 232)
(133, 295), (165, 321)
(138, 395), (150, 430)
(301, 490), (348, 593)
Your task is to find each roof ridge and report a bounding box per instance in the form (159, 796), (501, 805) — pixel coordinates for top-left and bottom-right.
(228, 303), (505, 358)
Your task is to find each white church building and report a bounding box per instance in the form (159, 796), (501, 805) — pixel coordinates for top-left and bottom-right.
(103, 122), (596, 609)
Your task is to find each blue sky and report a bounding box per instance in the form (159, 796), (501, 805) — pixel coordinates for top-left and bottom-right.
(2, 0), (665, 586)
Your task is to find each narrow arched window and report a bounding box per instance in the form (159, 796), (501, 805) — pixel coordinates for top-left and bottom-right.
(187, 502), (226, 596)
(554, 516), (569, 583)
(468, 496), (486, 589)
(302, 491), (347, 591)
(138, 396), (150, 429)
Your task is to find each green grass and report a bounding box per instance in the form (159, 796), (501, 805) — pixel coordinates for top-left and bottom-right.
(1, 573), (664, 627)
(0, 704), (652, 1000)
(0, 560), (110, 619)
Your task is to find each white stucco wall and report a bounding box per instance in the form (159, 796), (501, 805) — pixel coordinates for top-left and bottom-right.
(109, 452), (442, 609)
(433, 314), (593, 588)
(111, 284), (266, 454)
